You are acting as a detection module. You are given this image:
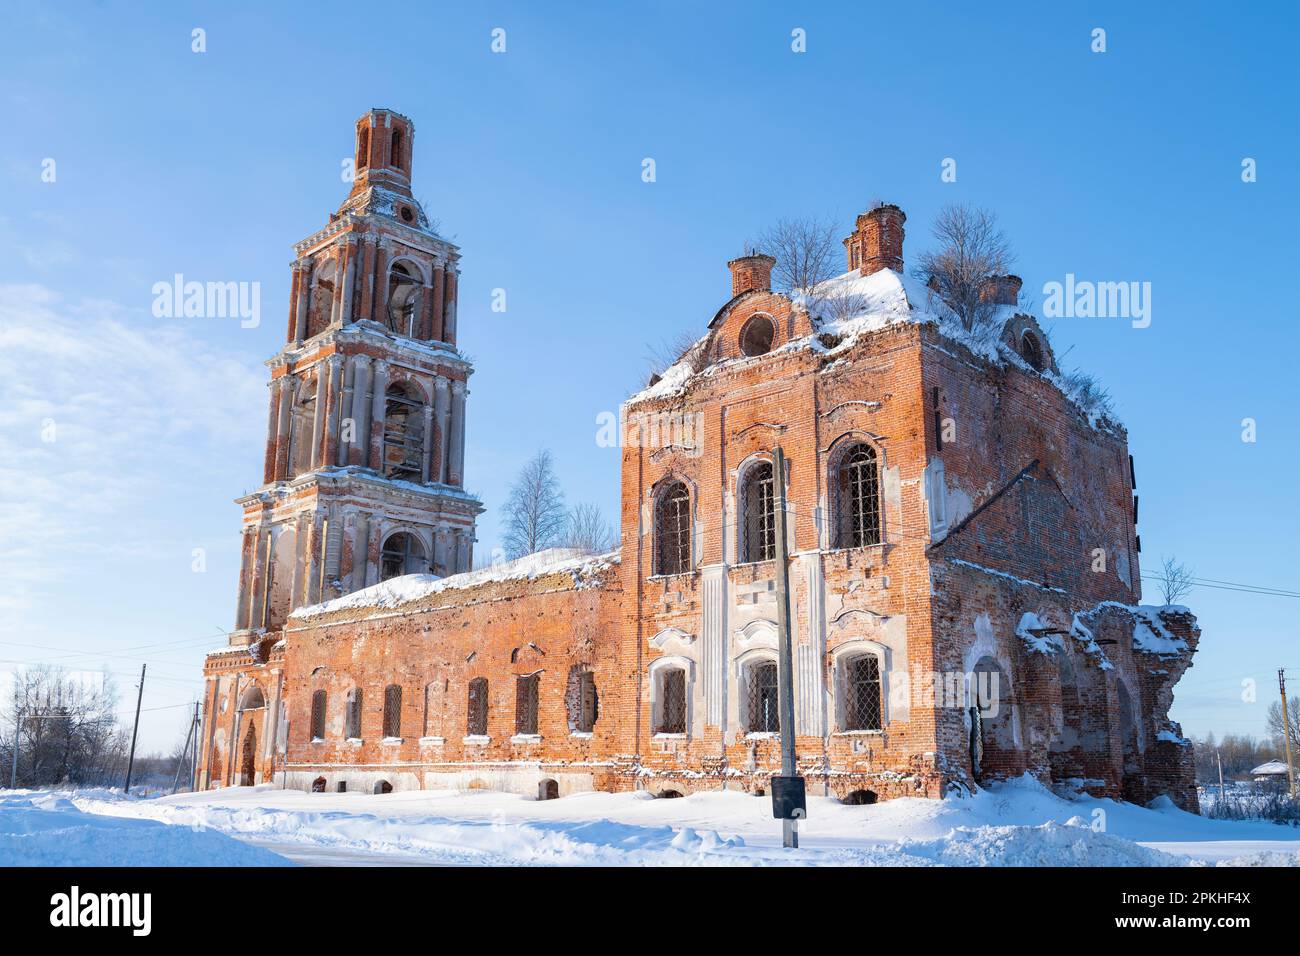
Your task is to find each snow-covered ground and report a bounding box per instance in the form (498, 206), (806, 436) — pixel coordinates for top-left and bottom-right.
(4, 775), (1300, 867)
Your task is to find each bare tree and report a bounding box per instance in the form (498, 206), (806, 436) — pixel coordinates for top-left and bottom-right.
(756, 216), (838, 295)
(644, 329), (700, 382)
(502, 449), (568, 559)
(0, 665), (127, 788)
(913, 203), (1015, 331)
(1153, 555), (1195, 606)
(566, 501), (616, 553)
(1267, 697), (1300, 758)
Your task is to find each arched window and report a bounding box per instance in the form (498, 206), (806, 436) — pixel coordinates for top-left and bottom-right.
(654, 480), (691, 575)
(739, 315), (775, 357)
(1020, 331), (1044, 372)
(655, 667), (687, 735)
(309, 690), (326, 741)
(568, 669), (598, 733)
(386, 262), (421, 336)
(842, 654), (883, 731)
(740, 461), (776, 563)
(390, 129), (404, 170)
(239, 683), (266, 711)
(380, 531), (426, 581)
(381, 382), (425, 480)
(286, 375), (317, 477)
(834, 443), (881, 548)
(345, 687), (363, 740)
(515, 673), (540, 735)
(467, 677), (489, 736)
(357, 127), (369, 170)
(746, 661), (780, 733)
(382, 684), (402, 738)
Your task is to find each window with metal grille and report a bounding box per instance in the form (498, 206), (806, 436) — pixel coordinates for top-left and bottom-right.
(741, 461), (776, 562)
(515, 673), (540, 735)
(747, 661), (780, 733)
(310, 690), (326, 740)
(657, 668), (686, 734)
(382, 381), (425, 479)
(844, 655), (883, 731)
(467, 678), (488, 736)
(573, 670), (598, 733)
(835, 443), (881, 548)
(345, 687), (363, 739)
(655, 480), (691, 575)
(380, 531), (425, 581)
(382, 684), (402, 738)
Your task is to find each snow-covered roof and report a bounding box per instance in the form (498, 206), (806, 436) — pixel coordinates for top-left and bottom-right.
(628, 267), (1120, 431)
(290, 547), (620, 621)
(1251, 759), (1291, 776)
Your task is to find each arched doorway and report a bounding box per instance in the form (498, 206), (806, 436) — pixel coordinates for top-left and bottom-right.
(970, 656), (1017, 785)
(538, 779), (559, 801)
(240, 724), (257, 786)
(1116, 682), (1143, 800)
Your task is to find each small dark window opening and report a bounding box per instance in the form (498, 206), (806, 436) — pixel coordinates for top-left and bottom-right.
(739, 315), (775, 357)
(515, 673), (540, 735)
(345, 688), (363, 739)
(310, 690), (326, 740)
(390, 129), (403, 170)
(654, 480), (691, 575)
(336, 781), (347, 793)
(1020, 331), (1045, 372)
(357, 127), (369, 170)
(312, 776), (326, 793)
(835, 443), (881, 548)
(467, 677), (489, 736)
(747, 662), (780, 733)
(375, 780), (392, 795)
(657, 668), (687, 734)
(741, 461), (776, 562)
(845, 655), (883, 731)
(382, 684), (402, 738)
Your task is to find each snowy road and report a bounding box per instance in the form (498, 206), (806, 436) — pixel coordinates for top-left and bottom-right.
(5, 777), (1300, 866)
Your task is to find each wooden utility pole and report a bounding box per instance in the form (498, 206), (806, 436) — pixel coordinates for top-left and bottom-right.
(190, 701), (200, 793)
(123, 664), (146, 793)
(1279, 669), (1296, 798)
(171, 704), (197, 794)
(1216, 749), (1225, 804)
(770, 446), (804, 848)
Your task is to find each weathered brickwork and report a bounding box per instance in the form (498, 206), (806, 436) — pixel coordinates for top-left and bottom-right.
(199, 112), (1198, 809)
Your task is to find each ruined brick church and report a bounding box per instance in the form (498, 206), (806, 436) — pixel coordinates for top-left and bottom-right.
(199, 109), (1200, 809)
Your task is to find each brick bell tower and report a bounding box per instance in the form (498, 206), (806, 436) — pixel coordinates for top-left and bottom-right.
(229, 108), (482, 648)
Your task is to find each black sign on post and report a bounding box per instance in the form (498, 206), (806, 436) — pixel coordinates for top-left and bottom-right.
(771, 776), (807, 821)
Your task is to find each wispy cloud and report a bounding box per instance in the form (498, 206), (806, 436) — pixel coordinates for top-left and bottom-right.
(0, 283), (264, 623)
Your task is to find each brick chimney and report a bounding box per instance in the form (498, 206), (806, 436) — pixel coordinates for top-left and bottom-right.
(844, 203), (906, 276)
(979, 274), (1023, 306)
(727, 252), (775, 296)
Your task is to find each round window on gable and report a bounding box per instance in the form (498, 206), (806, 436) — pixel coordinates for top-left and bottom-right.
(400, 205), (414, 223)
(739, 315), (775, 357)
(1020, 330), (1045, 372)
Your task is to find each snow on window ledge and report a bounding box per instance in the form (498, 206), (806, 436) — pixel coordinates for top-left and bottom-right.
(652, 732), (687, 740)
(462, 735), (490, 745)
(345, 737), (363, 746)
(510, 734), (542, 745)
(380, 736), (404, 745)
(310, 737), (325, 744)
(418, 736), (444, 746)
(832, 729), (884, 737)
(744, 731), (780, 740)
(569, 731), (594, 740)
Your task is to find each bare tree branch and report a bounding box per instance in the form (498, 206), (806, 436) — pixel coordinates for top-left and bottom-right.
(1153, 555), (1195, 606)
(566, 501), (616, 553)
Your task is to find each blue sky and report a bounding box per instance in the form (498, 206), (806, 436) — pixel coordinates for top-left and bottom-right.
(1, 1), (1296, 753)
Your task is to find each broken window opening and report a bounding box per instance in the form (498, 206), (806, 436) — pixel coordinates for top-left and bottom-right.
(515, 673), (540, 735)
(382, 382), (425, 481)
(467, 677), (489, 736)
(309, 689), (326, 740)
(386, 262), (420, 337)
(380, 531), (426, 581)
